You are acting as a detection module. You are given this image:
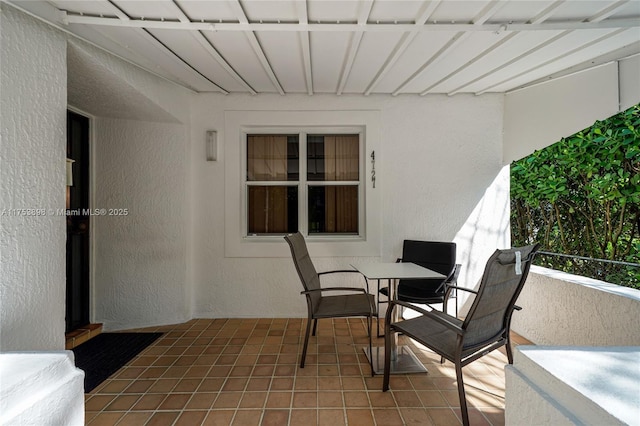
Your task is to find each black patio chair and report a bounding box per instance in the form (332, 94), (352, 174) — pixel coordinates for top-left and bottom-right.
(377, 240), (460, 336)
(382, 244), (539, 426)
(284, 232), (376, 376)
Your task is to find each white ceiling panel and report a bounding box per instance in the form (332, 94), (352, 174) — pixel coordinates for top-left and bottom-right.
(111, 0), (176, 20)
(398, 31), (515, 94)
(240, 0), (298, 22)
(372, 31), (461, 93)
(176, 0), (239, 21)
(431, 30), (565, 93)
(73, 24), (223, 92)
(368, 1), (427, 22)
(203, 31), (277, 91)
(256, 32), (308, 93)
(342, 32), (405, 93)
(487, 28), (640, 92)
(307, 0), (361, 22)
(6, 0), (640, 95)
(429, 0), (498, 23)
(310, 31), (352, 93)
(149, 29), (250, 91)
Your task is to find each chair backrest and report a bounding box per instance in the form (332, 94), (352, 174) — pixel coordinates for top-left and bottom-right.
(284, 232), (321, 307)
(462, 244), (539, 349)
(399, 240), (456, 296)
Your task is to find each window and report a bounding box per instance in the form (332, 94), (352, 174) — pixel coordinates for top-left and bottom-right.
(245, 132), (361, 237)
(224, 109), (380, 258)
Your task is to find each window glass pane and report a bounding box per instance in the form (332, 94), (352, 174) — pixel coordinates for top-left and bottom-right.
(247, 135), (299, 181)
(308, 185), (358, 234)
(307, 135), (359, 181)
(248, 186), (298, 234)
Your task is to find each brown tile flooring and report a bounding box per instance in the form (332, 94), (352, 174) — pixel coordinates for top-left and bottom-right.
(85, 318), (531, 426)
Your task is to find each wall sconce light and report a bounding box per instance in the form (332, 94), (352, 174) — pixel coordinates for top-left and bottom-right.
(206, 130), (217, 161)
(66, 158), (75, 186)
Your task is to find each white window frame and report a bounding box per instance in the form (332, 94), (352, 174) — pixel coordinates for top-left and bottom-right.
(224, 110), (381, 258)
(243, 128), (365, 240)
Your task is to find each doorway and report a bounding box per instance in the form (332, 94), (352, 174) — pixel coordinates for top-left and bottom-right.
(66, 110), (90, 333)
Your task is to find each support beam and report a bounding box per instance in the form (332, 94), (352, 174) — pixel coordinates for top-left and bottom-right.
(61, 13), (640, 33)
(296, 0), (313, 95)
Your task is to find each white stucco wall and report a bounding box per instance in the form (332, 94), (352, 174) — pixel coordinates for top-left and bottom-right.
(0, 4), (67, 351)
(93, 118), (190, 330)
(190, 93), (508, 318)
(512, 266), (640, 346)
(503, 63), (621, 163)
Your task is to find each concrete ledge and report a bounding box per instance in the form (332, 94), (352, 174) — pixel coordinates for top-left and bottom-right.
(0, 352), (85, 425)
(512, 266), (640, 346)
(506, 346), (640, 425)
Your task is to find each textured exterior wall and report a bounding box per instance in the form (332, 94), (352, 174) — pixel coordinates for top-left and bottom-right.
(512, 266), (640, 346)
(0, 353), (84, 425)
(189, 93), (506, 318)
(94, 118), (189, 330)
(0, 5), (67, 350)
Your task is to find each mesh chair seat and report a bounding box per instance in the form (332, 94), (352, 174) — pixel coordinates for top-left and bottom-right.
(314, 293), (376, 318)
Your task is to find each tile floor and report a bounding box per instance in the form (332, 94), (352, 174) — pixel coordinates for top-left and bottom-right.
(84, 318), (531, 425)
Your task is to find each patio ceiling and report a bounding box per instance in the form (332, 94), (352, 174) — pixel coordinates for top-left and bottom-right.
(6, 0), (640, 95)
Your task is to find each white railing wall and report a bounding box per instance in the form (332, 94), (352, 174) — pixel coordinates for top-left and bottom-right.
(512, 265), (640, 346)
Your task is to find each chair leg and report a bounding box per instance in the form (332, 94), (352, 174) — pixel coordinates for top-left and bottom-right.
(455, 360), (470, 426)
(506, 333), (514, 364)
(300, 317), (313, 368)
(312, 319), (318, 336)
(368, 315), (374, 377)
(382, 323), (392, 391)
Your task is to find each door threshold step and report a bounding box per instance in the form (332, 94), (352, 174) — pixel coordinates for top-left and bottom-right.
(65, 323), (103, 350)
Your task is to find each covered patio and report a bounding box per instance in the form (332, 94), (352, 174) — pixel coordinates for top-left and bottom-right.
(1, 0), (639, 425)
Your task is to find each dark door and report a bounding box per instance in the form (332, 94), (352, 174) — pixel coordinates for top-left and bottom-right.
(66, 110), (90, 333)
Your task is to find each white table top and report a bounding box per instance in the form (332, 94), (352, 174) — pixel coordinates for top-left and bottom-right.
(351, 262), (445, 280)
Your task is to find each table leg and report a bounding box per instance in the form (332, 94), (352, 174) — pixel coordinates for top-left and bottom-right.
(364, 278), (428, 375)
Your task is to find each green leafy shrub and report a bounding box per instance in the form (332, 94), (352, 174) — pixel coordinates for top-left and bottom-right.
(511, 104), (640, 289)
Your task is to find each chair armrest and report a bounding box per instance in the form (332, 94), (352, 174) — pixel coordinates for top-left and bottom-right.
(445, 285), (478, 295)
(301, 287), (367, 295)
(318, 269), (370, 293)
(318, 269), (361, 276)
(385, 300), (464, 335)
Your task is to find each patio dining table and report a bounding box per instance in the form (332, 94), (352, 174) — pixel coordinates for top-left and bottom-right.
(350, 262), (446, 375)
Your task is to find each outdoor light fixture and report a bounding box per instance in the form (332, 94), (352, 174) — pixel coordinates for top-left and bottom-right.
(206, 130), (217, 161)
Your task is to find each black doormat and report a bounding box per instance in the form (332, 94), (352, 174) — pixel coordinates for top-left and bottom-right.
(72, 332), (162, 393)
